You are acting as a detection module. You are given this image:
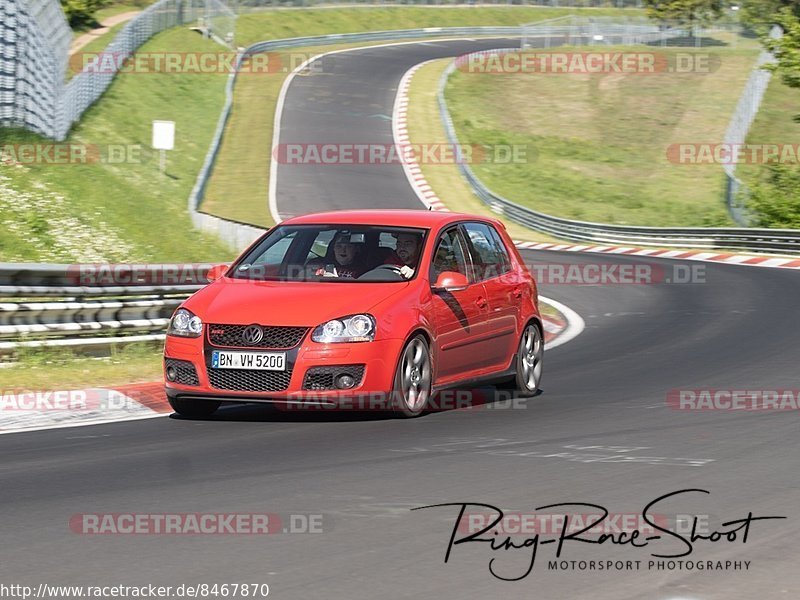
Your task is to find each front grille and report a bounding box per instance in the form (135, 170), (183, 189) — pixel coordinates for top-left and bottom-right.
(165, 358), (199, 386)
(303, 365), (366, 391)
(208, 368), (293, 392)
(207, 324), (308, 349)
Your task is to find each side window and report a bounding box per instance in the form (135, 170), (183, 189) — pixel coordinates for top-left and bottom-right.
(305, 230), (336, 262)
(462, 222), (511, 280)
(253, 231), (297, 266)
(378, 232), (397, 251)
(486, 224), (512, 274)
(432, 227), (469, 281)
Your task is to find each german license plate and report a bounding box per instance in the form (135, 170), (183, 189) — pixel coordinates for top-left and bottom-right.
(211, 350), (286, 371)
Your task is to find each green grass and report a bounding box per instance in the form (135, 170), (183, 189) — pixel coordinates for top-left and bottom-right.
(405, 58), (563, 243)
(2, 343), (163, 390)
(0, 28), (235, 263)
(441, 43), (762, 227)
(233, 6), (643, 47)
(738, 75), (800, 188)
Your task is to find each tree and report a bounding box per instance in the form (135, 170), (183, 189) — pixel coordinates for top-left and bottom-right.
(763, 10), (800, 89)
(644, 0), (725, 29)
(740, 0), (800, 33)
(741, 2), (800, 228)
(60, 0), (109, 28)
(748, 164), (800, 228)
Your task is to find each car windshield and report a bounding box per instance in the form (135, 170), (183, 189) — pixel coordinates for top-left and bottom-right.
(230, 224), (428, 282)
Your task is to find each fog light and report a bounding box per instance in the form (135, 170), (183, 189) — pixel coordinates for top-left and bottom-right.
(166, 366), (177, 382)
(335, 373), (355, 389)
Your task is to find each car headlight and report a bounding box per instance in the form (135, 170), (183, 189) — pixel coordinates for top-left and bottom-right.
(312, 314), (375, 343)
(168, 308), (203, 338)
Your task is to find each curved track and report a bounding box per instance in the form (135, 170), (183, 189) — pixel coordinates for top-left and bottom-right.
(1, 38), (799, 600)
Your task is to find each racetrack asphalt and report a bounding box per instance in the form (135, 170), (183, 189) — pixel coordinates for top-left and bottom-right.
(1, 37), (799, 600)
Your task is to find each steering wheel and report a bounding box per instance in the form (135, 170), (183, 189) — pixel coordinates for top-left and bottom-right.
(357, 263), (406, 281)
(374, 264), (404, 275)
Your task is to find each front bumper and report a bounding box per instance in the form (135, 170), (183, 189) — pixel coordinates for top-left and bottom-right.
(164, 333), (403, 404)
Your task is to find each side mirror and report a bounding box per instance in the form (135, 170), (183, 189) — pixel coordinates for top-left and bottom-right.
(206, 264), (229, 283)
(432, 271), (469, 292)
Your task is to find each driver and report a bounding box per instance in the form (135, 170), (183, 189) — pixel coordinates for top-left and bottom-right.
(308, 232), (368, 279)
(384, 232), (422, 279)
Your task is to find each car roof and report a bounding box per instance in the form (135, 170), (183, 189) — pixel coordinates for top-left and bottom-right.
(280, 209), (504, 230)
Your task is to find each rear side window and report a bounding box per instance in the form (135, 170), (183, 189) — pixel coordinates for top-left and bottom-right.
(462, 222), (511, 280)
(432, 227), (470, 281)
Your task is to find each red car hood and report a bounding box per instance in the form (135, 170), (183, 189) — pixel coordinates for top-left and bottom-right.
(184, 278), (410, 326)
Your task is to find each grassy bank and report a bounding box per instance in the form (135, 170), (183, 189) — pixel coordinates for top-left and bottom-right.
(738, 76), (800, 187)
(234, 6), (642, 46)
(3, 344), (164, 390)
(441, 43), (761, 226)
(404, 58), (561, 243)
(0, 28), (235, 263)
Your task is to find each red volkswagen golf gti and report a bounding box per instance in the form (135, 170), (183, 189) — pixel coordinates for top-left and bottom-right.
(164, 210), (543, 418)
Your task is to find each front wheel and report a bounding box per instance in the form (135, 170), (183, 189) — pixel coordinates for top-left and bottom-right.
(168, 397), (221, 418)
(392, 334), (432, 418)
(505, 323), (543, 397)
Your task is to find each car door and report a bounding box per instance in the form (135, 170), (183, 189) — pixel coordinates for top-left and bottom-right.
(429, 226), (492, 383)
(461, 222), (519, 371)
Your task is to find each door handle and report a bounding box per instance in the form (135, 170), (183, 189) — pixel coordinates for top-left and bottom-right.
(476, 297), (487, 309)
(513, 287), (523, 299)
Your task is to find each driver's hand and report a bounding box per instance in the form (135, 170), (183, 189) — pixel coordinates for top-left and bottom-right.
(315, 267), (338, 278)
(399, 265), (414, 279)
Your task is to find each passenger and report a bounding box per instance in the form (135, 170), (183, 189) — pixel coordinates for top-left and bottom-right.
(384, 232), (422, 279)
(308, 233), (368, 279)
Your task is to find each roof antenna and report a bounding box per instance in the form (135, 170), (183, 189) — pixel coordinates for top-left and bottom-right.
(428, 205), (433, 211)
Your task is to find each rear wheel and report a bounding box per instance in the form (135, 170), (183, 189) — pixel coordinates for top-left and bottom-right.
(503, 323), (543, 397)
(168, 397), (221, 418)
(392, 335), (432, 418)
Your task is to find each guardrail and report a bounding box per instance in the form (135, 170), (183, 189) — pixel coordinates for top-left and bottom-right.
(0, 264), (212, 352)
(436, 54), (800, 254)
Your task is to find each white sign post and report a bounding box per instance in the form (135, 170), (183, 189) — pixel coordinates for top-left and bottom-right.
(152, 120), (175, 174)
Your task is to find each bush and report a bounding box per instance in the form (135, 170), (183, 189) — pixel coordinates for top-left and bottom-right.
(60, 0), (109, 28)
(748, 164), (800, 228)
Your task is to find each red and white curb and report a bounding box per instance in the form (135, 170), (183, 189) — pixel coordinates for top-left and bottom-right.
(392, 61), (449, 212)
(515, 241), (800, 270)
(393, 62), (800, 272)
(0, 383), (169, 435)
(0, 311), (573, 435)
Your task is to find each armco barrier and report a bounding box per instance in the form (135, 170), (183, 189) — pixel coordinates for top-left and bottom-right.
(0, 263), (210, 352)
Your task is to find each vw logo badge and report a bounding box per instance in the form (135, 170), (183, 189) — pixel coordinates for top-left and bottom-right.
(242, 325), (264, 344)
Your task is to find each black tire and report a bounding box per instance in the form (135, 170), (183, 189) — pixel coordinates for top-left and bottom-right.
(168, 397), (221, 418)
(502, 322), (543, 398)
(392, 334), (432, 418)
